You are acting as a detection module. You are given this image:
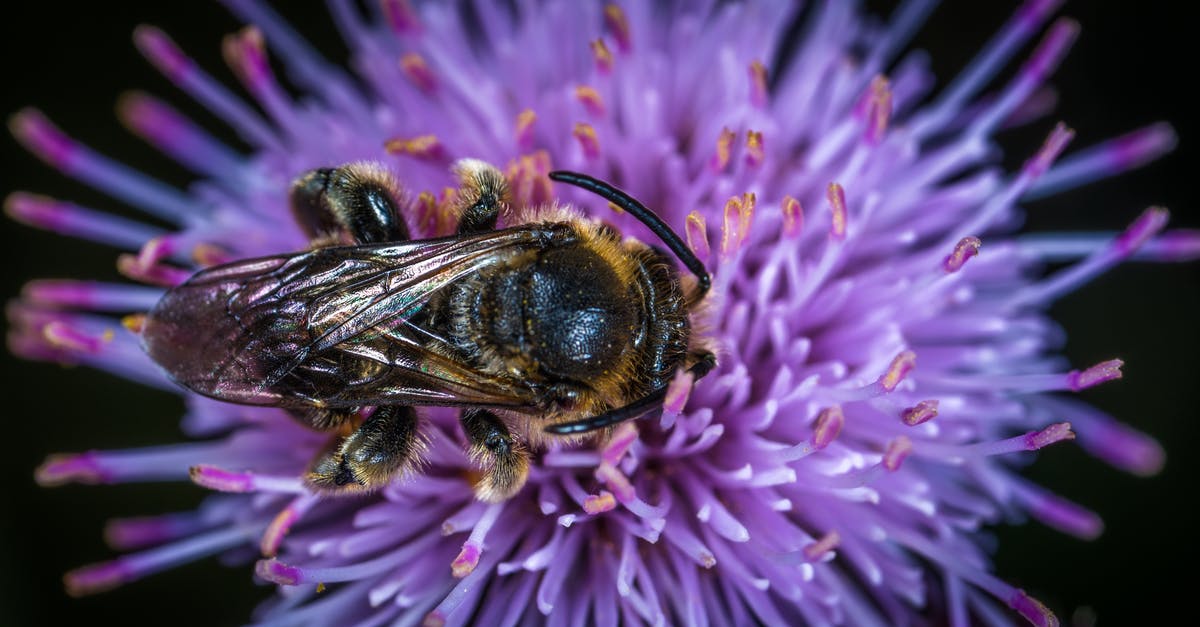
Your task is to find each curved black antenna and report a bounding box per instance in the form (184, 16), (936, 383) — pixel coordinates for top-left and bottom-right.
(548, 170), (710, 299)
(545, 353), (716, 435)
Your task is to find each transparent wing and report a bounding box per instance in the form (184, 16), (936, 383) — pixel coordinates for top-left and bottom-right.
(143, 229), (542, 409)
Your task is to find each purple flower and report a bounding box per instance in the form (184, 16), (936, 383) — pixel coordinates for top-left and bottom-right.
(7, 1), (1197, 625)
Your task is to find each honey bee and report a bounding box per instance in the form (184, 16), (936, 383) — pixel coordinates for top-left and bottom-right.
(142, 160), (714, 502)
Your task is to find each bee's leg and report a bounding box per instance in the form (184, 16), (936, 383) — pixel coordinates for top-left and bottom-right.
(306, 406), (422, 491)
(287, 406), (360, 431)
(460, 409), (529, 502)
(452, 159), (510, 234)
(290, 163), (411, 245)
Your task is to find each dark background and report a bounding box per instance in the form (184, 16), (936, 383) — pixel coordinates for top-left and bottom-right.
(1, 2), (1196, 625)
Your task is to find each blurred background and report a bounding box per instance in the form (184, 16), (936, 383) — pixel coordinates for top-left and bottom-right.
(2, 2), (1196, 625)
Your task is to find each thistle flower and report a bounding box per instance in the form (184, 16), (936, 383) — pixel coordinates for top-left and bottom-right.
(5, 1), (1197, 625)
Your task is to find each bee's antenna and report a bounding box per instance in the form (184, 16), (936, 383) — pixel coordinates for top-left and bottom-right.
(548, 171), (710, 299)
(544, 353), (716, 435)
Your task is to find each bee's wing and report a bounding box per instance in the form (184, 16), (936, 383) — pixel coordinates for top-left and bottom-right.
(143, 229), (542, 409)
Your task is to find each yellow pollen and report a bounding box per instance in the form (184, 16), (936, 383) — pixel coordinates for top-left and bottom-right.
(864, 75), (893, 144)
(437, 187), (458, 236)
(883, 436), (913, 471)
(685, 211), (710, 261)
(812, 405), (844, 449)
(399, 52), (437, 92)
(749, 60), (768, 107)
(738, 192), (755, 246)
(385, 134), (443, 160)
(881, 350), (917, 392)
(944, 236), (982, 273)
(574, 85), (606, 117)
(590, 39), (614, 74)
(720, 195), (754, 259)
(744, 130), (765, 167)
(415, 191), (438, 236)
(711, 127), (735, 172)
(782, 195), (803, 238)
(603, 4), (631, 52)
(121, 314), (146, 334)
(514, 108), (537, 149)
(192, 242), (228, 267)
(572, 123), (601, 159)
(826, 182), (847, 241)
(505, 151), (554, 207)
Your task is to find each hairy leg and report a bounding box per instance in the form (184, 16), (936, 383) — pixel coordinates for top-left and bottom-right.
(307, 405), (422, 491)
(460, 408), (530, 502)
(290, 162), (411, 245)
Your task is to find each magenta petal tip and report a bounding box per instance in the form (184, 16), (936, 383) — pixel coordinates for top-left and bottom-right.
(133, 25), (192, 81)
(36, 452), (111, 486)
(1067, 359), (1124, 391)
(1009, 589), (1060, 627)
(256, 559), (302, 586)
(64, 560), (134, 598)
(8, 108), (77, 168)
(189, 465), (254, 493)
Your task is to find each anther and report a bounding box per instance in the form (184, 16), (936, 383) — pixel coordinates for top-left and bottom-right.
(590, 39), (614, 74)
(744, 130), (765, 167)
(748, 61), (768, 108)
(685, 211), (711, 262)
(901, 400), (939, 426)
(400, 52), (438, 93)
(1008, 589), (1059, 627)
(711, 127), (735, 172)
(603, 4), (632, 52)
(121, 314), (147, 335)
(811, 406), (844, 450)
(883, 436), (913, 471)
(879, 350), (917, 392)
(574, 86), (606, 117)
(862, 76), (893, 145)
(385, 134), (446, 161)
(583, 491), (617, 514)
(1066, 359), (1123, 391)
(781, 195), (803, 238)
(1024, 422), (1075, 451)
(514, 109), (537, 151)
(572, 123), (601, 160)
(1024, 122), (1074, 178)
(827, 183), (847, 241)
(451, 544), (480, 579)
(944, 236), (983, 273)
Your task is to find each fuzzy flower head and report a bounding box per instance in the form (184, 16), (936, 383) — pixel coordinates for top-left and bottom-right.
(8, 1), (1197, 625)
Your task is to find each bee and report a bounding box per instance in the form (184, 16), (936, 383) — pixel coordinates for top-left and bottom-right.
(142, 160), (714, 502)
